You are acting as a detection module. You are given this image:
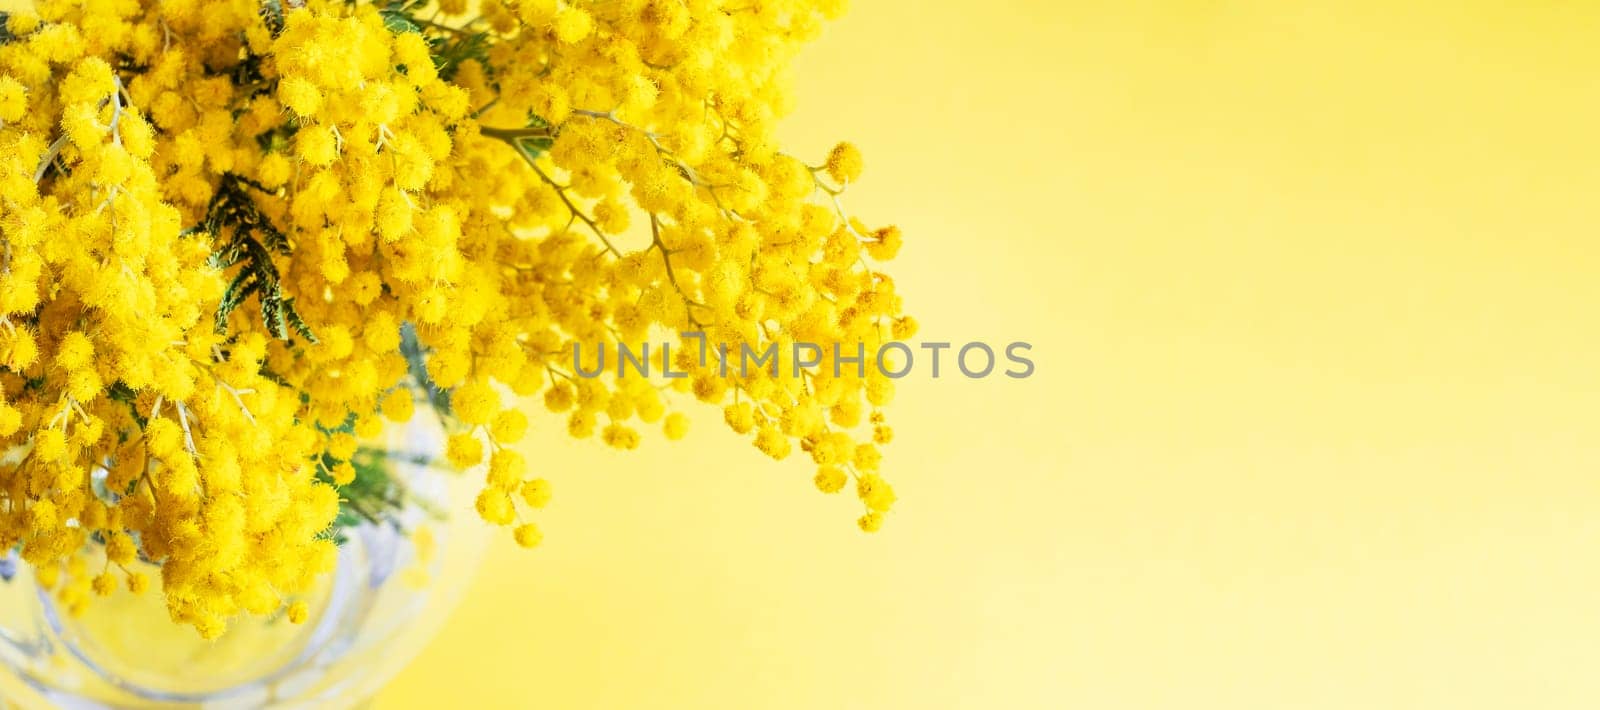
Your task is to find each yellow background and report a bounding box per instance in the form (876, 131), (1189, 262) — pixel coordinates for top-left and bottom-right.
(0, 0), (1509, 706)
(1, 0), (1596, 707)
(383, 1), (1600, 708)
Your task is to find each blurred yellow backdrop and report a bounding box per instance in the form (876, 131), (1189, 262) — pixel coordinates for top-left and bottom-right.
(368, 0), (1600, 707)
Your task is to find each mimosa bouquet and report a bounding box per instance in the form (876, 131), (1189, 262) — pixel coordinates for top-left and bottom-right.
(0, 0), (906, 638)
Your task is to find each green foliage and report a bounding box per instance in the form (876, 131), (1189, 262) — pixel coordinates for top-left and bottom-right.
(188, 174), (318, 344)
(106, 382), (148, 429)
(379, 4), (422, 35)
(517, 115), (555, 156)
(258, 0), (287, 37)
(479, 116), (555, 162)
(372, 0), (492, 81)
(316, 445), (409, 545)
(400, 323), (453, 416)
(430, 30), (494, 82)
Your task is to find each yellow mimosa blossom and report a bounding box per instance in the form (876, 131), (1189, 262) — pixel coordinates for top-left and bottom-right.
(0, 0), (908, 637)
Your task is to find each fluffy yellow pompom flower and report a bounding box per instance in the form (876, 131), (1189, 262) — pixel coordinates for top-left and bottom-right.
(519, 478), (552, 509)
(601, 423), (640, 450)
(277, 75), (322, 117)
(813, 465), (847, 494)
(754, 426), (791, 460)
(446, 433), (484, 468)
(33, 428), (67, 462)
(856, 473), (897, 513)
(513, 523), (543, 548)
(380, 389), (415, 422)
(450, 380), (498, 426)
(489, 409), (528, 443)
(257, 152), (293, 189)
(27, 500), (58, 533)
(553, 7), (593, 43)
(866, 225), (904, 262)
(891, 315), (920, 340)
(723, 403), (756, 434)
(327, 432), (358, 461)
(824, 142), (864, 184)
(375, 191), (413, 242)
(475, 489), (515, 526)
(0, 328), (38, 370)
(0, 76), (26, 123)
(331, 462), (357, 486)
(662, 412), (691, 440)
(296, 124), (338, 166)
(105, 532), (137, 566)
(0, 402), (20, 437)
(487, 449), (525, 489)
(2, 10), (37, 35)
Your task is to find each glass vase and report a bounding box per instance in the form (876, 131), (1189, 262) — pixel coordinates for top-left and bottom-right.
(0, 413), (488, 709)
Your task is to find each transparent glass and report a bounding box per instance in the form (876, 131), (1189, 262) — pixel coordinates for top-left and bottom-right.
(0, 414), (489, 709)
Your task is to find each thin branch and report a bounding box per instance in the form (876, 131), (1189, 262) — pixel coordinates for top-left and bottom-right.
(519, 156), (621, 257)
(649, 213), (707, 329)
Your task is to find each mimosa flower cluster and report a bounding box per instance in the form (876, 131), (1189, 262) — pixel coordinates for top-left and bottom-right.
(0, 0), (906, 637)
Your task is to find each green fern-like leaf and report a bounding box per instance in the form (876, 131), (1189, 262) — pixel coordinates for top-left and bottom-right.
(190, 174), (317, 344)
(380, 9), (421, 35)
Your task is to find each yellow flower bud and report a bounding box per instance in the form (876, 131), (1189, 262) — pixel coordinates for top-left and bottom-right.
(512, 523), (543, 549)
